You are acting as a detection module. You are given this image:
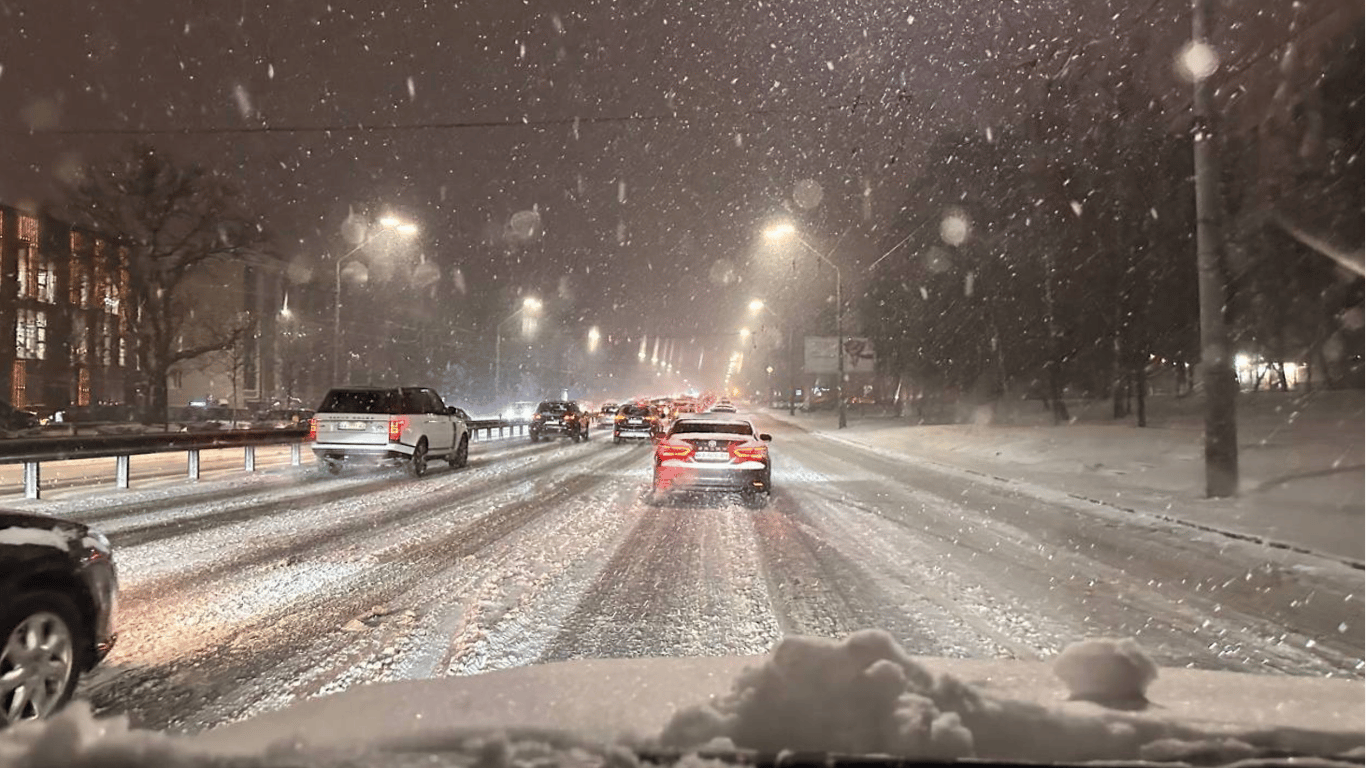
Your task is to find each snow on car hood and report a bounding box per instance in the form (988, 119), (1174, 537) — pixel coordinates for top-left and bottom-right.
(4, 632), (1361, 767)
(200, 631), (1360, 760)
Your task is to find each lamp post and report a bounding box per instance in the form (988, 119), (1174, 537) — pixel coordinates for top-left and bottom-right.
(494, 296), (543, 400)
(749, 298), (798, 416)
(764, 223), (846, 428)
(331, 217), (418, 382)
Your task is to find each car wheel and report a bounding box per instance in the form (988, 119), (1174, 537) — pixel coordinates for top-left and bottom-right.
(449, 436), (469, 468)
(530, 433), (540, 443)
(613, 436), (621, 445)
(0, 591), (84, 726)
(323, 459), (342, 475)
(743, 490), (770, 509)
(409, 440), (429, 477)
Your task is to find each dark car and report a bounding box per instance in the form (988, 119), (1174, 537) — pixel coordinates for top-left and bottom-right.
(651, 416), (773, 506)
(0, 399), (40, 432)
(612, 402), (664, 444)
(530, 400), (590, 443)
(0, 510), (118, 726)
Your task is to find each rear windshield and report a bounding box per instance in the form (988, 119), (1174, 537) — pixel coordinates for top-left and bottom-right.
(669, 420), (753, 436)
(600, 405), (618, 414)
(318, 389), (399, 415)
(619, 405), (653, 417)
(538, 401), (570, 413)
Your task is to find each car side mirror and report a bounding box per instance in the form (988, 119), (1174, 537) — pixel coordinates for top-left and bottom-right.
(759, 433), (772, 442)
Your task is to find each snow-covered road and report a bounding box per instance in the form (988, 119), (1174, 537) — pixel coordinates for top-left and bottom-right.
(18, 415), (1362, 734)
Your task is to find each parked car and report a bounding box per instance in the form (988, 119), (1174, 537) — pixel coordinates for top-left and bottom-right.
(310, 386), (471, 477)
(708, 400), (737, 414)
(529, 400), (590, 442)
(612, 402), (664, 443)
(650, 415), (773, 506)
(0, 510), (118, 726)
(0, 399), (40, 432)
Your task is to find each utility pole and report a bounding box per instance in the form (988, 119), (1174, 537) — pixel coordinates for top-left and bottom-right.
(1191, 0), (1239, 497)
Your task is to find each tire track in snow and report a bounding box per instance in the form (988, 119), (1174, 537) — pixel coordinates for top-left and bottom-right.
(770, 422), (1361, 675)
(539, 497), (782, 663)
(86, 444), (642, 732)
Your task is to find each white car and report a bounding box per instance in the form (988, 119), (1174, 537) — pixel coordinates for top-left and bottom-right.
(310, 386), (470, 477)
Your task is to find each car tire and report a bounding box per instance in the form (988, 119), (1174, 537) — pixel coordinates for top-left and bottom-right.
(531, 433), (540, 443)
(449, 436), (469, 468)
(613, 436), (621, 445)
(0, 591), (85, 726)
(409, 440), (429, 478)
(323, 459), (342, 475)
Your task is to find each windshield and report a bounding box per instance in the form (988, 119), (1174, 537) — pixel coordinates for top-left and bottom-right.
(0, 1), (1360, 761)
(317, 390), (399, 415)
(670, 420), (755, 436)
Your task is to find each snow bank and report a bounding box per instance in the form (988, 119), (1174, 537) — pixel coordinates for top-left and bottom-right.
(659, 630), (1357, 763)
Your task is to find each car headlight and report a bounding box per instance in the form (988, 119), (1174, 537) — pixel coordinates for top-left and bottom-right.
(85, 529), (113, 557)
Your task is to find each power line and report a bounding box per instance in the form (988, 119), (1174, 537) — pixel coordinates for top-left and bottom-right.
(6, 103), (860, 138)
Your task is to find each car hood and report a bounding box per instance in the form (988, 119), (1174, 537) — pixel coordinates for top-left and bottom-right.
(0, 509), (87, 539)
(190, 652), (1364, 760)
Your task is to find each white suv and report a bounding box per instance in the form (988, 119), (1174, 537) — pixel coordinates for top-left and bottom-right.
(310, 386), (470, 477)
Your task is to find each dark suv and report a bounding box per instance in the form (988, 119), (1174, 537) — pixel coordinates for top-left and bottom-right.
(1, 510), (119, 726)
(530, 400), (590, 443)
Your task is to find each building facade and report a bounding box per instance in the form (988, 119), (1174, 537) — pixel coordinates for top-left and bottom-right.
(0, 205), (136, 413)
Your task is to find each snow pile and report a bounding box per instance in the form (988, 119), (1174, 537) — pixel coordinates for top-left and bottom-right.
(1053, 637), (1158, 703)
(0, 702), (200, 768)
(658, 630), (1347, 763)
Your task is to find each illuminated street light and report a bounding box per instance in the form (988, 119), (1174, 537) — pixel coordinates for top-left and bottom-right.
(494, 296), (543, 397)
(764, 222), (797, 240)
(333, 215), (419, 381)
(588, 325), (601, 353)
(748, 298), (766, 313)
(739, 327), (752, 339)
(761, 221), (846, 428)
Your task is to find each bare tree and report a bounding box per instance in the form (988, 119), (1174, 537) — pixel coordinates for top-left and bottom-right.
(66, 143), (264, 423)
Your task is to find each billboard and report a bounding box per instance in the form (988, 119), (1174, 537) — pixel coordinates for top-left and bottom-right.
(804, 337), (876, 374)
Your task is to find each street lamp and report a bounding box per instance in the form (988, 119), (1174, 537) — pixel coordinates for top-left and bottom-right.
(750, 298), (799, 416)
(764, 223), (846, 428)
(494, 296), (542, 399)
(332, 216), (418, 382)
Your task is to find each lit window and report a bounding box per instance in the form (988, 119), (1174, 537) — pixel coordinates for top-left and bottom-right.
(16, 309), (47, 360)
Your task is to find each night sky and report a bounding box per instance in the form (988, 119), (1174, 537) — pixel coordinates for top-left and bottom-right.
(0, 0), (1337, 381)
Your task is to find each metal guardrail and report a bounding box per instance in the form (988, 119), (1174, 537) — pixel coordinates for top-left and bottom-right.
(2, 419), (529, 500)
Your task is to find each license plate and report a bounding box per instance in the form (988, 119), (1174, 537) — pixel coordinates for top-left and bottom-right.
(629, 419), (642, 424)
(337, 421), (366, 431)
(695, 451), (729, 462)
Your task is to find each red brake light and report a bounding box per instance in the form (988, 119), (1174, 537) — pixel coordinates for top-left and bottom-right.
(533, 413), (542, 420)
(388, 417), (407, 442)
(307, 418), (318, 440)
(730, 444), (767, 462)
(564, 414), (575, 422)
(656, 443), (694, 460)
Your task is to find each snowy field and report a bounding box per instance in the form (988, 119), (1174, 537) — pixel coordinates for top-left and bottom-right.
(4, 412), (1361, 735)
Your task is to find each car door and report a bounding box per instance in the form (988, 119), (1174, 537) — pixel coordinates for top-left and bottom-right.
(424, 389), (456, 452)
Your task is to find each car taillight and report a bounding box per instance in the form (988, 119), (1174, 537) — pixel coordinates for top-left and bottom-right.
(615, 414), (626, 421)
(533, 413), (542, 421)
(564, 414), (575, 422)
(656, 443), (694, 460)
(730, 444), (767, 462)
(388, 417), (407, 442)
(307, 418), (318, 440)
